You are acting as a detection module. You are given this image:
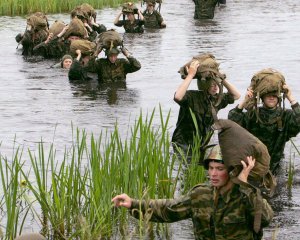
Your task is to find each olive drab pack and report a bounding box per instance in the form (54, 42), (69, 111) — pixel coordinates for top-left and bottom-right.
(80, 3), (96, 19)
(97, 29), (123, 50)
(178, 53), (226, 106)
(122, 2), (138, 14)
(63, 17), (87, 39)
(69, 39), (96, 56)
(49, 20), (66, 37)
(27, 14), (48, 32)
(245, 68), (286, 110)
(212, 119), (277, 197)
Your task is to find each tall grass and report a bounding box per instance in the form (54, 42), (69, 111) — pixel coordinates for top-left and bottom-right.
(0, 107), (190, 239)
(0, 0), (137, 16)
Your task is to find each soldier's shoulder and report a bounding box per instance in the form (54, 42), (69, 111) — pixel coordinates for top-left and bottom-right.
(190, 183), (211, 192)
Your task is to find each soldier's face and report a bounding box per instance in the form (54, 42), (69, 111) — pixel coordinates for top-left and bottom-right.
(108, 54), (118, 64)
(147, 4), (154, 11)
(208, 81), (219, 96)
(126, 13), (135, 21)
(62, 59), (72, 69)
(208, 161), (229, 188)
(263, 95), (278, 109)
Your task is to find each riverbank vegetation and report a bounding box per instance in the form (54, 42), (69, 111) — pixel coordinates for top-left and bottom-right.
(0, 0), (137, 16)
(0, 108), (206, 239)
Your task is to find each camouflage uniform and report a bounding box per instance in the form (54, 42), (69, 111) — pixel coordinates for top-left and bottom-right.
(143, 10), (164, 28)
(193, 0), (219, 19)
(115, 19), (145, 33)
(228, 103), (300, 174)
(130, 183), (273, 240)
(33, 36), (70, 58)
(95, 56), (141, 83)
(172, 90), (234, 151)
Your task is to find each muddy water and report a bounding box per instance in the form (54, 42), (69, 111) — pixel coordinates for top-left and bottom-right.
(0, 0), (300, 239)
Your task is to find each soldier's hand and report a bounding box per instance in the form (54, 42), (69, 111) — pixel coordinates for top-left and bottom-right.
(238, 156), (255, 183)
(283, 84), (296, 105)
(112, 193), (132, 208)
(186, 60), (199, 78)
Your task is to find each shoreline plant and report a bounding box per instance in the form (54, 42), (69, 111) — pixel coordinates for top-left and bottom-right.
(0, 0), (138, 16)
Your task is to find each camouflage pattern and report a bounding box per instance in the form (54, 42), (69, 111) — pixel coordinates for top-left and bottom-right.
(228, 103), (300, 174)
(33, 36), (71, 58)
(143, 10), (164, 28)
(193, 0), (219, 20)
(95, 56), (141, 83)
(130, 183), (273, 239)
(172, 90), (234, 149)
(115, 19), (145, 33)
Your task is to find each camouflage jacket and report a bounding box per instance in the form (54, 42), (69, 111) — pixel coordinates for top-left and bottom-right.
(193, 0), (219, 19)
(143, 10), (164, 28)
(130, 183), (273, 240)
(228, 103), (300, 174)
(172, 90), (234, 148)
(115, 19), (145, 33)
(33, 36), (70, 58)
(95, 56), (141, 83)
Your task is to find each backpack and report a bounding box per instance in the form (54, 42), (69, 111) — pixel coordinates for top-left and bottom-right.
(178, 53), (226, 106)
(63, 17), (87, 39)
(27, 14), (48, 32)
(122, 2), (138, 14)
(97, 29), (123, 50)
(49, 20), (66, 37)
(212, 119), (277, 197)
(69, 39), (96, 56)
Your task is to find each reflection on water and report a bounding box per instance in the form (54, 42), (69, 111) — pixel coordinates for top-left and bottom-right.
(0, 0), (300, 238)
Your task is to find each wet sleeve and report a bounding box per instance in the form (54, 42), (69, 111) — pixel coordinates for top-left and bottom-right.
(124, 56), (141, 74)
(114, 20), (124, 27)
(68, 60), (89, 81)
(228, 105), (247, 127)
(286, 102), (300, 137)
(92, 24), (107, 34)
(130, 194), (192, 223)
(239, 184), (274, 228)
(156, 12), (164, 25)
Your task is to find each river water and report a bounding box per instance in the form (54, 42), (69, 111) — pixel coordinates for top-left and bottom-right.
(0, 0), (300, 239)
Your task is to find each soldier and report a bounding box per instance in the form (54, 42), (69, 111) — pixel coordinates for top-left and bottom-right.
(228, 80), (300, 175)
(112, 145), (273, 240)
(193, 0), (224, 20)
(94, 47), (141, 83)
(143, 0), (166, 29)
(172, 60), (240, 160)
(51, 54), (73, 69)
(114, 5), (145, 33)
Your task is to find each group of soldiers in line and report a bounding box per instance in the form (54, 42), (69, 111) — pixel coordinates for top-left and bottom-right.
(14, 1), (300, 240)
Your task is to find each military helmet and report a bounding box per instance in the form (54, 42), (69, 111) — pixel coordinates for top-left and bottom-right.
(203, 145), (224, 170)
(105, 47), (120, 56)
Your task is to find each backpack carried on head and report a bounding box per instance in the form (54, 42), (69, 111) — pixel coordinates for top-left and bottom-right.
(122, 2), (138, 14)
(69, 39), (96, 56)
(178, 53), (226, 106)
(49, 20), (66, 37)
(27, 14), (48, 32)
(96, 29), (123, 52)
(245, 68), (286, 123)
(64, 17), (87, 39)
(80, 3), (96, 20)
(212, 119), (277, 197)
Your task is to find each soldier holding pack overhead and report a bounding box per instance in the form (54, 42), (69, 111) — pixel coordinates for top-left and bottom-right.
(143, 0), (166, 29)
(172, 54), (240, 160)
(114, 2), (145, 33)
(228, 68), (300, 175)
(112, 145), (273, 240)
(94, 46), (141, 83)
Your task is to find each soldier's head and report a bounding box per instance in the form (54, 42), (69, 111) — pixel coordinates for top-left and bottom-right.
(106, 47), (120, 63)
(197, 78), (219, 96)
(146, 1), (155, 11)
(204, 145), (229, 188)
(61, 54), (73, 69)
(261, 91), (279, 109)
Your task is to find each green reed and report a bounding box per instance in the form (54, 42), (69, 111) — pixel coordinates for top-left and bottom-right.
(0, 107), (188, 239)
(0, 0), (137, 16)
(0, 147), (30, 240)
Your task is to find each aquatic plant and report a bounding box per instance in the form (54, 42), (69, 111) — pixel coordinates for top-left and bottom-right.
(0, 107), (189, 239)
(0, 0), (137, 16)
